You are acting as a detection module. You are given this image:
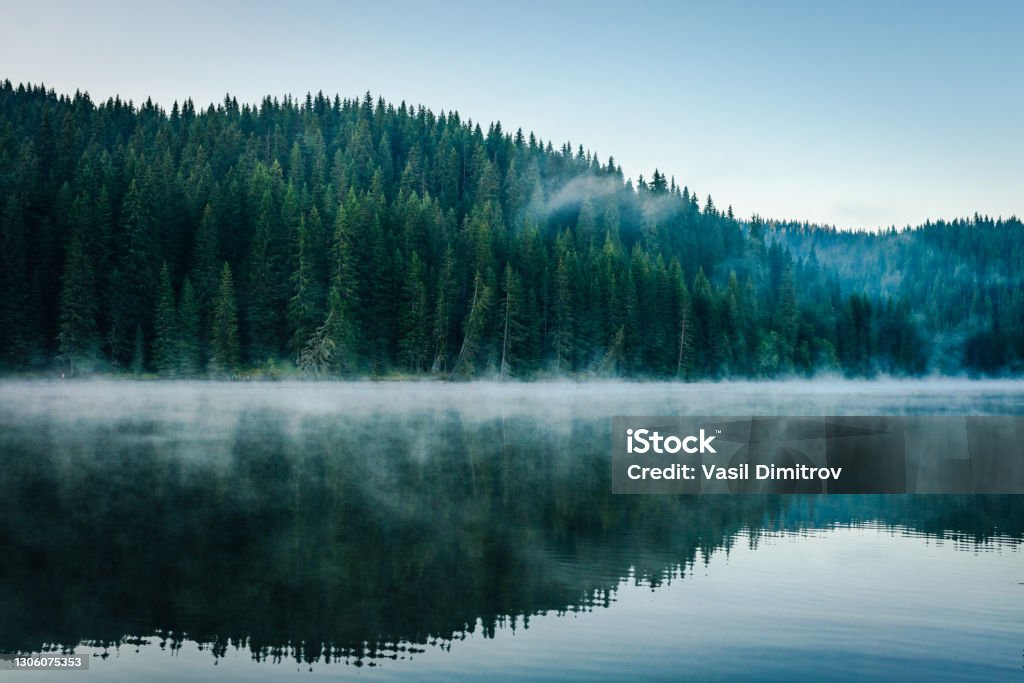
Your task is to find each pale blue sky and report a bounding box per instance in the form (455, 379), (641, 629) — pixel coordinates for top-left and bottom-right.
(2, 0), (1021, 229)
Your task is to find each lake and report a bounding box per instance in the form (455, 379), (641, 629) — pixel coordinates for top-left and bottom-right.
(0, 380), (1022, 681)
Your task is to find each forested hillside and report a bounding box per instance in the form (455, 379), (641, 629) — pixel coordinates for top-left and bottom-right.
(774, 219), (1024, 374)
(0, 81), (1020, 378)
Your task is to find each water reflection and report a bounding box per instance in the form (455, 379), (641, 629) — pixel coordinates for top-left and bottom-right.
(0, 382), (1021, 675)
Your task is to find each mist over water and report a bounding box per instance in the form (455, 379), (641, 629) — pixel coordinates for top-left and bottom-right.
(0, 380), (1022, 681)
(3, 378), (1024, 421)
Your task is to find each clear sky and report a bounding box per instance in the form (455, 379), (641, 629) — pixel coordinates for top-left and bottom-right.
(2, 0), (1021, 230)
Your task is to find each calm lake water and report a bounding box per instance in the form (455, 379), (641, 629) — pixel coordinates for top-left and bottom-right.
(0, 380), (1022, 681)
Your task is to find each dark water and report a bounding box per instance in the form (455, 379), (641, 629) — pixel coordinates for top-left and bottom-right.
(0, 381), (1022, 681)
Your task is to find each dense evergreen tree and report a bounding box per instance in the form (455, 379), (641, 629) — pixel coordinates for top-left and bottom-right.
(452, 271), (492, 378)
(499, 264), (527, 379)
(177, 277), (202, 376)
(56, 196), (99, 373)
(246, 190), (279, 365)
(153, 262), (177, 375)
(112, 177), (157, 365)
(399, 252), (430, 373)
(0, 81), (1020, 378)
(209, 263), (240, 374)
(288, 210), (326, 358)
(1, 197), (39, 367)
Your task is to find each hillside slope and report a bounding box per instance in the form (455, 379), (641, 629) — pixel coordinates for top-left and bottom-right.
(0, 82), (1020, 377)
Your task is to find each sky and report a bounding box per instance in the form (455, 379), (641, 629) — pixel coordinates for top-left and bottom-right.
(2, 0), (1021, 230)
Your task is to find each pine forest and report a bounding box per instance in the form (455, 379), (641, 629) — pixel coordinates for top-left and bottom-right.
(1, 82), (1022, 379)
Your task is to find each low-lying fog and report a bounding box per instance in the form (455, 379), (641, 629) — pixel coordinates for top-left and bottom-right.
(1, 379), (1022, 430)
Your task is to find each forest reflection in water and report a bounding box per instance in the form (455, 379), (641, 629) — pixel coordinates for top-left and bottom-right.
(0, 381), (1021, 680)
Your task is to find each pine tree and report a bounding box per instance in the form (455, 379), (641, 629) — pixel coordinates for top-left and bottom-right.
(191, 203), (219, 318)
(552, 239), (575, 372)
(326, 202), (358, 373)
(499, 264), (526, 379)
(177, 277), (202, 376)
(246, 190), (279, 364)
(1, 197), (37, 367)
(209, 263), (240, 374)
(112, 176), (157, 365)
(600, 325), (627, 376)
(399, 252), (430, 372)
(325, 288), (355, 374)
(452, 271), (491, 378)
(153, 262), (178, 376)
(93, 187), (115, 358)
(288, 213), (326, 358)
(431, 244), (455, 373)
(689, 268), (713, 377)
(576, 197), (598, 254)
(57, 196), (99, 373)
(774, 261), (798, 362)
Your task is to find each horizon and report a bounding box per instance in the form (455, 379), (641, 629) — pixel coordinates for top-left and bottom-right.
(2, 1), (1021, 231)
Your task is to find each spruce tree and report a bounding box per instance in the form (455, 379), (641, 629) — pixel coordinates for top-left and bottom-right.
(499, 264), (526, 379)
(552, 242), (575, 372)
(209, 263), (240, 374)
(326, 203), (358, 373)
(57, 196), (99, 373)
(398, 252), (430, 372)
(112, 176), (156, 365)
(431, 244), (455, 373)
(0, 197), (35, 366)
(153, 262), (178, 376)
(191, 203), (219, 318)
(246, 190), (279, 364)
(451, 271), (491, 378)
(177, 277), (202, 376)
(288, 213), (325, 358)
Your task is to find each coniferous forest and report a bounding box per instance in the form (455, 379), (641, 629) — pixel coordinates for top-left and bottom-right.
(0, 81), (1022, 379)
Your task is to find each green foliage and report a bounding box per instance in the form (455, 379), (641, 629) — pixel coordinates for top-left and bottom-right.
(452, 271), (492, 378)
(57, 196), (99, 373)
(1, 196), (41, 367)
(246, 190), (280, 364)
(112, 177), (157, 366)
(153, 262), (177, 376)
(499, 264), (527, 379)
(0, 81), (1019, 378)
(209, 263), (240, 374)
(399, 252), (431, 372)
(288, 211), (326, 357)
(177, 277), (202, 376)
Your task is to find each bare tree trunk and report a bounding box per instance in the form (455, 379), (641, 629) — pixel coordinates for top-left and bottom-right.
(676, 312), (688, 378)
(451, 277), (480, 379)
(500, 290), (510, 381)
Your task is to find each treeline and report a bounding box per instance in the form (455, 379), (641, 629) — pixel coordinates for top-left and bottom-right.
(0, 81), (1018, 378)
(775, 217), (1024, 374)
